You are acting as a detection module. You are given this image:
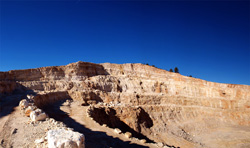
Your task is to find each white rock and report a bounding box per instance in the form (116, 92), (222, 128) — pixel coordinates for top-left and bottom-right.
(27, 94), (34, 100)
(114, 128), (122, 134)
(47, 129), (85, 148)
(49, 118), (55, 123)
(35, 138), (44, 144)
(139, 139), (146, 144)
(157, 142), (164, 147)
(30, 109), (47, 121)
(124, 132), (132, 138)
(19, 99), (29, 109)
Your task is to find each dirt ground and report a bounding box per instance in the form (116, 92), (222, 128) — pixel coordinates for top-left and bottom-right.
(0, 94), (159, 148)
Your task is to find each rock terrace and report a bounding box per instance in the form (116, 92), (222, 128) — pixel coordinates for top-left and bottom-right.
(0, 61), (250, 148)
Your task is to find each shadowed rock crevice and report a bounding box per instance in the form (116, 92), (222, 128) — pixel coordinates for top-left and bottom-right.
(137, 107), (153, 131)
(88, 107), (155, 143)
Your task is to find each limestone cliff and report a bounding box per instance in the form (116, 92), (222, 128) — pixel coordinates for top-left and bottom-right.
(0, 61), (249, 148)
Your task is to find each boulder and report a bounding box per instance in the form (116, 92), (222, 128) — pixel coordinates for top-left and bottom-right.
(30, 109), (47, 121)
(47, 129), (85, 148)
(19, 99), (29, 109)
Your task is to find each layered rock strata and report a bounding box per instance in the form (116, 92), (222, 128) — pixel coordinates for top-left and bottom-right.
(0, 61), (249, 148)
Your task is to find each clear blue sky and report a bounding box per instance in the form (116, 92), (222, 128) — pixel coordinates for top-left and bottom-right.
(0, 0), (249, 85)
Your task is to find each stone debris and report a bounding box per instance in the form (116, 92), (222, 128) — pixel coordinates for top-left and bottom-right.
(49, 118), (56, 123)
(19, 99), (29, 109)
(30, 109), (47, 121)
(67, 128), (74, 131)
(35, 138), (45, 144)
(27, 94), (35, 100)
(114, 128), (122, 134)
(24, 105), (37, 117)
(140, 139), (146, 144)
(19, 98), (48, 122)
(124, 132), (132, 138)
(47, 129), (85, 148)
(157, 142), (164, 147)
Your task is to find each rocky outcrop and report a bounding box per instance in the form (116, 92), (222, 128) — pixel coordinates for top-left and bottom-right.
(19, 97), (47, 121)
(1, 61), (250, 148)
(47, 129), (85, 148)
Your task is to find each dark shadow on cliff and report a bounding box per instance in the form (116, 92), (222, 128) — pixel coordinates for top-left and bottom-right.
(76, 62), (110, 77)
(0, 82), (36, 119)
(89, 107), (155, 143)
(42, 99), (148, 148)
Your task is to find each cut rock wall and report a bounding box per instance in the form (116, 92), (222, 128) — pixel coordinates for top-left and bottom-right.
(0, 61), (249, 148)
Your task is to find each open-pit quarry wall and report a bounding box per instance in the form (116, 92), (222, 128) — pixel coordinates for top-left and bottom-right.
(0, 61), (250, 148)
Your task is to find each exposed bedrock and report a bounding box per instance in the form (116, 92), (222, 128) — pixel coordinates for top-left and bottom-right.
(88, 106), (154, 143)
(0, 61), (249, 148)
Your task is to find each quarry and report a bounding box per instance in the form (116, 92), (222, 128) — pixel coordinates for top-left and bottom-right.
(0, 61), (250, 148)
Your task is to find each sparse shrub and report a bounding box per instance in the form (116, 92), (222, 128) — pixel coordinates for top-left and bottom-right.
(174, 67), (179, 73)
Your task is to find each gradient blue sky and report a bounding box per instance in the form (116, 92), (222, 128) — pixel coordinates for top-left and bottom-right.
(0, 0), (249, 85)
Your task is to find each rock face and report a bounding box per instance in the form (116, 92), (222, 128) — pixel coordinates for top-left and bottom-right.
(0, 61), (250, 148)
(47, 129), (85, 148)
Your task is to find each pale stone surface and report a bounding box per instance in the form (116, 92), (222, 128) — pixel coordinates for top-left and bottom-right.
(35, 138), (44, 144)
(140, 139), (146, 144)
(47, 129), (85, 148)
(30, 109), (47, 121)
(124, 132), (132, 138)
(27, 94), (34, 100)
(19, 99), (29, 109)
(114, 128), (122, 134)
